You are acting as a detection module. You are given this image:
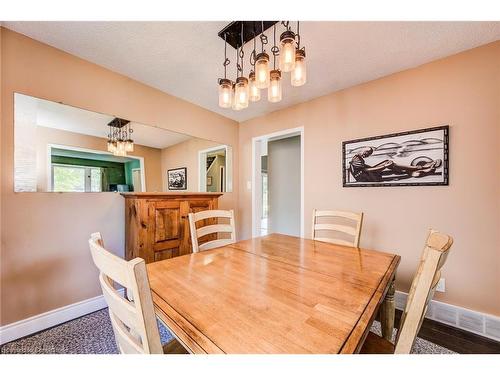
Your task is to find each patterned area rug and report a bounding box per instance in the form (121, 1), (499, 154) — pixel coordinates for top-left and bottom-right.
(1, 308), (455, 354)
(369, 321), (455, 354)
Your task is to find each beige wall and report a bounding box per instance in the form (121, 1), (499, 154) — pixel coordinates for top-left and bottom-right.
(34, 126), (163, 192)
(239, 41), (500, 316)
(160, 137), (221, 192)
(0, 28), (239, 325)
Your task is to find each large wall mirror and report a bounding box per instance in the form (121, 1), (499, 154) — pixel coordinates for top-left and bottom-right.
(14, 93), (233, 193)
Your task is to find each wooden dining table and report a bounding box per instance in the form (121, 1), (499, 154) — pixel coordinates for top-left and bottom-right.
(147, 233), (400, 354)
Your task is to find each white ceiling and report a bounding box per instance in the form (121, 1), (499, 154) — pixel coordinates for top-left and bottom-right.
(17, 94), (193, 149)
(5, 21), (500, 122)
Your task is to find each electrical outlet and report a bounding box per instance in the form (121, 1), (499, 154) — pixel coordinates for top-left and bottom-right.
(436, 278), (446, 292)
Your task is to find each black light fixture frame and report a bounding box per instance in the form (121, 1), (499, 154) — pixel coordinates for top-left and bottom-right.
(218, 21), (279, 50)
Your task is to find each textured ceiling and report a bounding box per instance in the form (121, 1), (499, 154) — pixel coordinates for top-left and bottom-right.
(5, 21), (500, 122)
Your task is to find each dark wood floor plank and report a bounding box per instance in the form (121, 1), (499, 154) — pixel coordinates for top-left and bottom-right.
(389, 309), (500, 354)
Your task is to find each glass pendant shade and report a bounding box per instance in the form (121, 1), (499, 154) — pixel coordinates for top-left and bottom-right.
(107, 140), (116, 153)
(291, 49), (306, 87)
(125, 139), (134, 152)
(255, 53), (270, 89)
(279, 31), (296, 73)
(114, 141), (126, 156)
(248, 71), (261, 102)
(218, 78), (233, 108)
(268, 70), (282, 103)
(234, 77), (249, 109)
(231, 84), (242, 111)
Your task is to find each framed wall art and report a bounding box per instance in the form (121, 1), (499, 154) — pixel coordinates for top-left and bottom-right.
(167, 167), (187, 190)
(342, 125), (449, 187)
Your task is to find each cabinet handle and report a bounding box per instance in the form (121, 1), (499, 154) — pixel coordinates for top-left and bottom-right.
(181, 215), (187, 219)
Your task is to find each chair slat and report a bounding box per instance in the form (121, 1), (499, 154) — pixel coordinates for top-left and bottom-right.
(110, 313), (145, 354)
(198, 238), (235, 251)
(193, 209), (233, 221)
(313, 223), (357, 236)
(313, 237), (355, 247)
(189, 210), (236, 253)
(197, 224), (234, 238)
(89, 240), (130, 287)
(100, 274), (139, 332)
(314, 210), (362, 222)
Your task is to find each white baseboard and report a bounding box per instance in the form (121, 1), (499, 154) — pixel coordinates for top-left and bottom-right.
(0, 290), (121, 345)
(395, 291), (500, 342)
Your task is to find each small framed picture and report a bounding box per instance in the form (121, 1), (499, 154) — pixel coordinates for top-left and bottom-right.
(206, 176), (213, 186)
(167, 167), (187, 190)
(342, 125), (449, 187)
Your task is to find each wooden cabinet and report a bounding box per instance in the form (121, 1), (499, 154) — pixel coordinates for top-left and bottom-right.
(121, 192), (222, 263)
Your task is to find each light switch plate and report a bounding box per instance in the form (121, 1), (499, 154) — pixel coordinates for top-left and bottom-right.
(246, 181), (252, 190)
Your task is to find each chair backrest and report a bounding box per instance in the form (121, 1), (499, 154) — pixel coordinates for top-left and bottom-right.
(394, 229), (453, 354)
(311, 209), (364, 247)
(188, 209), (236, 253)
(88, 232), (163, 354)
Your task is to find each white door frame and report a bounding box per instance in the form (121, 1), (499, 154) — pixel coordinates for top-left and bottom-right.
(198, 144), (233, 192)
(251, 126), (304, 238)
(47, 143), (146, 192)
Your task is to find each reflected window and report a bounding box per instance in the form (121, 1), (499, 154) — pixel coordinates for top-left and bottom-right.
(52, 165), (102, 192)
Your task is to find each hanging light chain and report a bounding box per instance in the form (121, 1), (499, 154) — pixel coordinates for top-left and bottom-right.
(271, 23), (279, 70)
(281, 21), (290, 31)
(238, 23), (245, 76)
(222, 33), (230, 80)
(259, 21), (268, 53)
(235, 43), (240, 78)
(250, 25), (257, 68)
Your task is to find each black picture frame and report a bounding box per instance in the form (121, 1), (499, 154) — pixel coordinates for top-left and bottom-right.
(342, 125), (449, 187)
(167, 167), (187, 190)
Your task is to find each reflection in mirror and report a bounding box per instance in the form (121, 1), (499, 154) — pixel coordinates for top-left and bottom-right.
(14, 93), (232, 193)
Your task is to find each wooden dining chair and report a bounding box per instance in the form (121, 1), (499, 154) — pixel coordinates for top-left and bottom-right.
(311, 209), (364, 247)
(361, 229), (453, 354)
(188, 209), (236, 253)
(88, 232), (187, 354)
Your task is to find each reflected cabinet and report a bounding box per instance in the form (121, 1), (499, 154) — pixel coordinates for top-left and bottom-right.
(122, 192), (222, 263)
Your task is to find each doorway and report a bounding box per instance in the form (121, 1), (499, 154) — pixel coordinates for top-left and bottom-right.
(252, 127), (304, 238)
(132, 168), (143, 192)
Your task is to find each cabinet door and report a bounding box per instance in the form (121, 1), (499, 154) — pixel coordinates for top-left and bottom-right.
(150, 200), (188, 262)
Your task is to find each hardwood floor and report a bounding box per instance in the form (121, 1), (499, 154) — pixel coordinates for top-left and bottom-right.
(388, 309), (500, 354)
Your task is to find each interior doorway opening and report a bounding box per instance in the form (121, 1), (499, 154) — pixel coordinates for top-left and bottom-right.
(252, 127), (304, 238)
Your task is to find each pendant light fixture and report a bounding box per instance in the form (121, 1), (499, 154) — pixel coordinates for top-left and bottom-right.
(268, 70), (282, 103)
(255, 52), (270, 89)
(291, 49), (306, 86)
(268, 24), (282, 103)
(235, 27), (249, 109)
(248, 29), (261, 102)
(235, 77), (249, 108)
(217, 21), (307, 111)
(279, 22), (296, 73)
(248, 71), (261, 102)
(218, 34), (233, 108)
(291, 21), (307, 87)
(107, 118), (133, 156)
(255, 22), (270, 89)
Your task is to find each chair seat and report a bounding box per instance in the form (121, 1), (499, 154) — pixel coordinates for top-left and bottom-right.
(163, 339), (189, 354)
(360, 332), (395, 354)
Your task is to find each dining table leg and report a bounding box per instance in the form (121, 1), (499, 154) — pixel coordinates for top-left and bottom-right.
(380, 276), (396, 341)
